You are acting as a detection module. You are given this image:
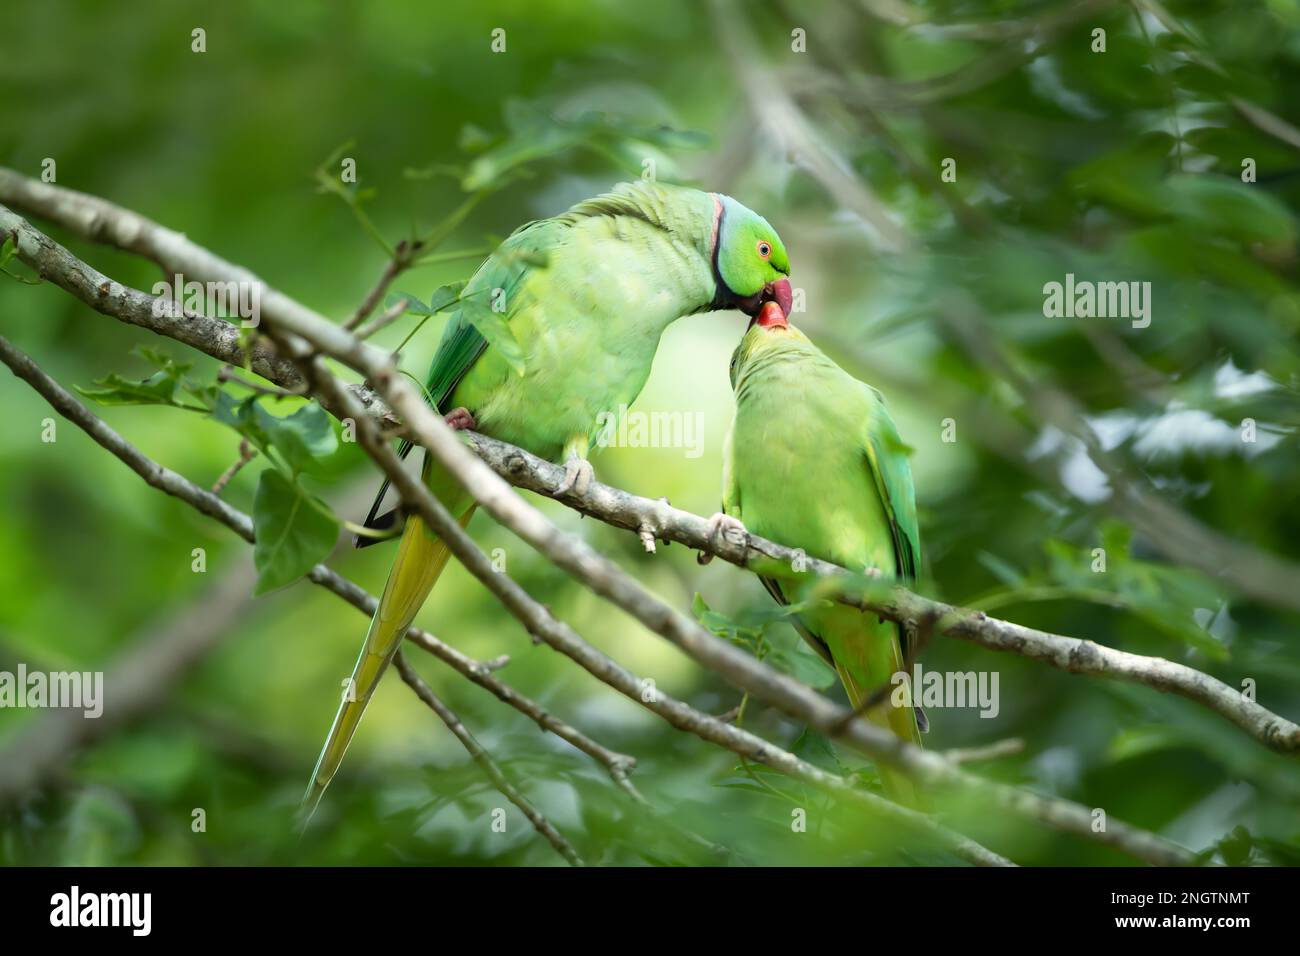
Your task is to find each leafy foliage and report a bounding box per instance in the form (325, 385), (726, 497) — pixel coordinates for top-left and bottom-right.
(4, 0), (1300, 867)
(251, 469), (339, 594)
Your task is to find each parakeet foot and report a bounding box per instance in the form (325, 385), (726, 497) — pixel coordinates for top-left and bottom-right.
(698, 512), (746, 564)
(555, 457), (594, 496)
(444, 407), (477, 431)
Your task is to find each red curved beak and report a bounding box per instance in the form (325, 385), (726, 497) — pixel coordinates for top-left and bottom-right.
(737, 277), (794, 318)
(770, 278), (792, 318)
(756, 300), (788, 330)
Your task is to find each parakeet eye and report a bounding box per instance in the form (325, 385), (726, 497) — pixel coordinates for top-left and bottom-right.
(757, 241), (772, 260)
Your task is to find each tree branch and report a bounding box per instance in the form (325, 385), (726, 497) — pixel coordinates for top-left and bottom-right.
(7, 170), (1288, 758)
(0, 334), (639, 808)
(270, 306), (1191, 865)
(393, 651), (585, 867)
(0, 203), (301, 389)
(938, 303), (1300, 617)
(0, 172), (1208, 864)
(291, 343), (1023, 867)
(465, 432), (1300, 755)
(0, 332), (1012, 866)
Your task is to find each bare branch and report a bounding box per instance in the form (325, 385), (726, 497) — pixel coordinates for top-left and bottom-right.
(466, 433), (1300, 756)
(0, 172), (1208, 864)
(292, 348), (1028, 866)
(941, 738), (1026, 765)
(393, 652), (585, 867)
(211, 438), (257, 495)
(353, 297), (411, 342)
(1231, 96), (1300, 152)
(0, 206), (301, 388)
(0, 334), (639, 806)
(277, 323), (1191, 865)
(345, 249), (408, 332)
(9, 190), (1273, 758)
(0, 332), (1011, 867)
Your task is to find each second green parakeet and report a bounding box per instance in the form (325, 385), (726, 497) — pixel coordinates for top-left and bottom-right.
(716, 302), (925, 804)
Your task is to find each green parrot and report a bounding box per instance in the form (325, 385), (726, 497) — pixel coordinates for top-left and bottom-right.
(302, 180), (792, 820)
(714, 301), (925, 805)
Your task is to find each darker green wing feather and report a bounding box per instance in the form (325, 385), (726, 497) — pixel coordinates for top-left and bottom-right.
(357, 220), (551, 543)
(358, 182), (685, 544)
(862, 391), (923, 686)
(758, 575), (836, 666)
(754, 402), (919, 674)
(862, 395), (921, 584)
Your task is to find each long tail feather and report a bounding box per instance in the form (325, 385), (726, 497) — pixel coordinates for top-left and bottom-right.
(299, 506), (475, 825)
(835, 622), (924, 808)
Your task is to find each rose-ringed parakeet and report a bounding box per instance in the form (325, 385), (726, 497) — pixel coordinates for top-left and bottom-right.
(302, 180), (792, 820)
(713, 302), (925, 804)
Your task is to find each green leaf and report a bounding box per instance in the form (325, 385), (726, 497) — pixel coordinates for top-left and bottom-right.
(208, 391), (272, 454)
(254, 402), (337, 476)
(0, 236), (40, 284)
(134, 345), (191, 375)
(457, 123), (494, 153)
(692, 593), (837, 688)
(385, 291), (435, 317)
(790, 729), (846, 773)
(59, 788), (140, 867)
(1107, 725), (1190, 762)
(1166, 174), (1296, 251)
(691, 593), (763, 650)
(385, 281), (465, 319)
(1217, 826), (1254, 867)
(427, 281), (466, 312)
(461, 97), (707, 191)
(252, 469), (339, 594)
(74, 347), (197, 408)
(458, 296), (525, 375)
(74, 370), (182, 406)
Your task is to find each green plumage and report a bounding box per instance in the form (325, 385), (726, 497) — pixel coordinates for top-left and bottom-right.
(440, 183), (718, 460)
(303, 180), (790, 819)
(723, 320), (924, 804)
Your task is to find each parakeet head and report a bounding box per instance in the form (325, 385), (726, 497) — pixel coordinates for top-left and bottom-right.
(712, 194), (792, 318)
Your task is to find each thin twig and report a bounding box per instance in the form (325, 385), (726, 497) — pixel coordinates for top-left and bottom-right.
(292, 336), (1185, 865)
(393, 651), (585, 867)
(217, 364), (298, 398)
(353, 296), (412, 342)
(211, 438), (257, 495)
(941, 738), (1026, 765)
(0, 334), (640, 805)
(344, 243), (413, 331)
(0, 332), (1009, 866)
(0, 172), (1232, 864)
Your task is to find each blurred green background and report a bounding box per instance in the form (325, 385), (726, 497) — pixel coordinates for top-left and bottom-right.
(2, 0), (1299, 865)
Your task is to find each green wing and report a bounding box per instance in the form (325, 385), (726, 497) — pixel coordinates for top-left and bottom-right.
(861, 386), (922, 669)
(359, 180), (701, 540)
(861, 386), (920, 583)
(359, 220), (552, 539)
